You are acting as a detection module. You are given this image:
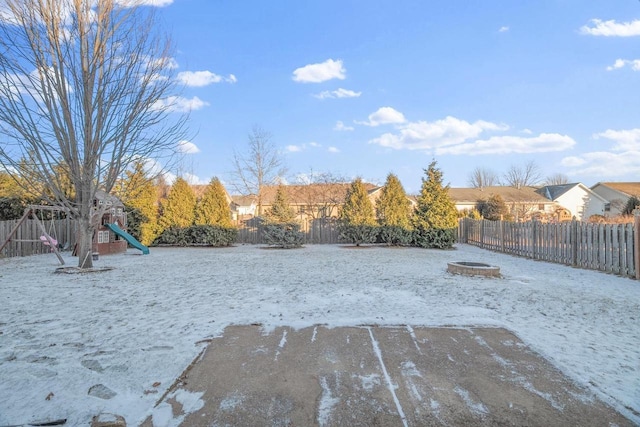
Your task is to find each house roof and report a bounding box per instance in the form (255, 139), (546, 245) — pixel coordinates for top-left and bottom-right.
(230, 195), (257, 207)
(592, 182), (640, 198)
(259, 183), (380, 205)
(448, 186), (552, 204)
(537, 183), (609, 204)
(536, 183), (579, 200)
(94, 189), (124, 207)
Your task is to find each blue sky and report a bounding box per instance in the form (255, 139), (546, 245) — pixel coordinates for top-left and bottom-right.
(152, 0), (639, 193)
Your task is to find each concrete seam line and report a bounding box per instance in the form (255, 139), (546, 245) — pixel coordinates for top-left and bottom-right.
(367, 327), (409, 427)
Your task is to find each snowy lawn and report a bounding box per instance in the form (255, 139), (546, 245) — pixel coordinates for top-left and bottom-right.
(0, 244), (638, 425)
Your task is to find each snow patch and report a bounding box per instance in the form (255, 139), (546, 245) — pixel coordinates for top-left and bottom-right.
(454, 386), (489, 416)
(368, 327), (408, 427)
(317, 376), (339, 426)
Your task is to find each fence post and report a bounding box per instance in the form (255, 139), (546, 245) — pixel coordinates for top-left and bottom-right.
(499, 220), (505, 253)
(634, 209), (640, 280)
(571, 218), (578, 267)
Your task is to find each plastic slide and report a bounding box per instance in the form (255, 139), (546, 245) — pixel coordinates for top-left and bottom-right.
(105, 223), (150, 255)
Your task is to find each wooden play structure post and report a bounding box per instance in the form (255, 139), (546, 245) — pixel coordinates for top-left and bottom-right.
(0, 205), (66, 265)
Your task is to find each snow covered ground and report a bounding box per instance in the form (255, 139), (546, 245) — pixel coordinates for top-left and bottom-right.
(0, 244), (638, 426)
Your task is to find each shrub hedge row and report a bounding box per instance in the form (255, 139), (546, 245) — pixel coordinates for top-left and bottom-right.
(152, 224), (455, 249)
(153, 225), (237, 247)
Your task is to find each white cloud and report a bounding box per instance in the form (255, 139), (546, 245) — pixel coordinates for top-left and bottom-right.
(182, 172), (208, 185)
(152, 96), (209, 113)
(561, 128), (640, 178)
(499, 26), (509, 33)
(328, 147), (340, 153)
(436, 133), (576, 155)
(580, 19), (640, 37)
(313, 88), (361, 99)
(606, 59), (640, 71)
(334, 121), (354, 131)
(369, 116), (507, 150)
(594, 128), (640, 151)
(521, 128), (533, 134)
(177, 71), (237, 86)
(286, 142), (321, 152)
(357, 107), (407, 127)
(561, 151), (640, 178)
(177, 140), (200, 154)
(292, 59), (346, 83)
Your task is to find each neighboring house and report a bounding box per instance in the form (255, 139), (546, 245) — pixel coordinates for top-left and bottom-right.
(259, 183), (380, 221)
(232, 183), (410, 222)
(449, 186), (558, 221)
(230, 195), (257, 221)
(591, 182), (640, 217)
(536, 183), (608, 221)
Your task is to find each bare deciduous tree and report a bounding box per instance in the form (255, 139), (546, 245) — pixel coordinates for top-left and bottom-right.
(543, 173), (570, 186)
(294, 170), (350, 219)
(503, 161), (542, 189)
(231, 125), (286, 215)
(467, 167), (500, 189)
(0, 0), (186, 268)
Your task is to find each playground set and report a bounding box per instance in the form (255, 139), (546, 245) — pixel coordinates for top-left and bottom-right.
(0, 191), (148, 265)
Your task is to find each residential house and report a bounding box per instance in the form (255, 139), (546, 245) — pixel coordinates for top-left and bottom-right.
(448, 186), (558, 221)
(536, 183), (608, 221)
(591, 182), (640, 217)
(258, 183), (381, 221)
(230, 195), (257, 221)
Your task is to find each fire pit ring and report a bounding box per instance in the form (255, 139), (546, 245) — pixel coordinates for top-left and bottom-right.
(447, 261), (500, 278)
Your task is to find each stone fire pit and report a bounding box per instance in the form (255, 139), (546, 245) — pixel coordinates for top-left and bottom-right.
(447, 261), (501, 278)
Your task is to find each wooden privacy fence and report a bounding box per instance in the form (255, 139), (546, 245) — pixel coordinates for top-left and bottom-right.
(0, 218), (76, 259)
(235, 217), (341, 244)
(458, 217), (639, 279)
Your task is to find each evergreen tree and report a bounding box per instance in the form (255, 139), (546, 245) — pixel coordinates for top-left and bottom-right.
(195, 177), (233, 227)
(622, 196), (640, 216)
(116, 161), (160, 245)
(264, 185), (297, 224)
(476, 194), (510, 221)
(159, 177), (196, 230)
(412, 161), (458, 248)
(339, 178), (377, 245)
(376, 173), (412, 245)
(376, 173), (411, 228)
(262, 185), (303, 248)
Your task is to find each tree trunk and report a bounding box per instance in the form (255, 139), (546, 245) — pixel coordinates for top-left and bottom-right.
(77, 214), (94, 269)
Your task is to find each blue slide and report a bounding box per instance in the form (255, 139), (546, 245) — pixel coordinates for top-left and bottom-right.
(105, 223), (150, 255)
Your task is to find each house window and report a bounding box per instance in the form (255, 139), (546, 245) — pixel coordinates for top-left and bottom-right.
(604, 203), (611, 212)
(98, 231), (109, 244)
(117, 207), (123, 215)
(538, 204), (545, 210)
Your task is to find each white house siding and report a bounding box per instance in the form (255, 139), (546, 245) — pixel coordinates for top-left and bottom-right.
(591, 185), (627, 217)
(556, 187), (606, 221)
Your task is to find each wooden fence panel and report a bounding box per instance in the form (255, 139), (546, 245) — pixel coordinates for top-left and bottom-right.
(460, 218), (637, 279)
(0, 218), (75, 259)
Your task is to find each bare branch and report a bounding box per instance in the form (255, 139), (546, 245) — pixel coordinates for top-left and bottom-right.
(0, 0), (187, 267)
(467, 167), (499, 189)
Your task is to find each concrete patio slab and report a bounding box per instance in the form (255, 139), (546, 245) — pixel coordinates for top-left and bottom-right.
(142, 325), (632, 426)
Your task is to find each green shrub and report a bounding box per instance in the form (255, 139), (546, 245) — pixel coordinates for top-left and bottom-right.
(154, 226), (189, 246)
(262, 223), (304, 248)
(413, 228), (456, 249)
(338, 224), (378, 246)
(378, 225), (412, 246)
(154, 225), (237, 247)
